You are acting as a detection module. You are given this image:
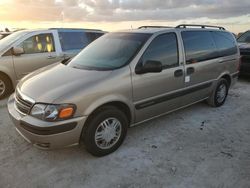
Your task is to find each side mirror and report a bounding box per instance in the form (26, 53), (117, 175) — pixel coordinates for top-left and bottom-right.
(12, 47), (24, 56)
(135, 60), (163, 74)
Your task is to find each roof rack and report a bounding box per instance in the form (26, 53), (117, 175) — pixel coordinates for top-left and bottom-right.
(138, 26), (173, 29)
(176, 24), (225, 30)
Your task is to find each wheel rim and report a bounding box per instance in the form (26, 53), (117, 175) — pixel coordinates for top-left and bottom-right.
(0, 79), (5, 96)
(216, 84), (227, 103)
(94, 117), (122, 150)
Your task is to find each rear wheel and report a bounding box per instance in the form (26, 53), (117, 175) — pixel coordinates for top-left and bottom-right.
(0, 74), (12, 99)
(81, 106), (128, 157)
(207, 78), (229, 107)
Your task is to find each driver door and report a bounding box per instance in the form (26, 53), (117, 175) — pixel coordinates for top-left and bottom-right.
(13, 32), (62, 79)
(132, 32), (185, 123)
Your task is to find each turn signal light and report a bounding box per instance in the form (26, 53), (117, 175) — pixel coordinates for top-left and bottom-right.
(59, 107), (74, 119)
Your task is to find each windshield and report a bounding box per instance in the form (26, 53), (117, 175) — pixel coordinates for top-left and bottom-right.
(68, 32), (151, 70)
(237, 31), (250, 43)
(0, 30), (28, 52)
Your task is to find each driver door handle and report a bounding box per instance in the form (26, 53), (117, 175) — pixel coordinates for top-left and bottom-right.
(187, 67), (195, 75)
(47, 55), (56, 59)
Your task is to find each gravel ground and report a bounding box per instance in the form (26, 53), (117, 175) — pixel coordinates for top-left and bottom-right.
(0, 78), (250, 188)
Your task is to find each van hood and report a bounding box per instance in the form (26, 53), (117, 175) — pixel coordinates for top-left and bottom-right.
(17, 63), (113, 103)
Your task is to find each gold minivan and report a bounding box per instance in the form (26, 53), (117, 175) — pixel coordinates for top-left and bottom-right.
(8, 25), (240, 156)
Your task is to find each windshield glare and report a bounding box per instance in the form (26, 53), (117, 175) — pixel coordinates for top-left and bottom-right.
(237, 31), (250, 43)
(68, 32), (151, 70)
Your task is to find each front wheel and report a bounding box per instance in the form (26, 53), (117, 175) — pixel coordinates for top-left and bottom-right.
(207, 78), (229, 107)
(0, 74), (12, 100)
(81, 106), (128, 157)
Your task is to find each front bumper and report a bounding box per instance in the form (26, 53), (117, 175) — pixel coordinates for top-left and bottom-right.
(240, 63), (250, 76)
(239, 53), (250, 76)
(8, 94), (87, 149)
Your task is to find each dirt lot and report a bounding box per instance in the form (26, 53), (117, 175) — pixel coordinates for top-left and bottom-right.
(0, 78), (250, 188)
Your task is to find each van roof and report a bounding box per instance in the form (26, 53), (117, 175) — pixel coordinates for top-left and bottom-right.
(49, 28), (105, 32)
(18, 28), (105, 33)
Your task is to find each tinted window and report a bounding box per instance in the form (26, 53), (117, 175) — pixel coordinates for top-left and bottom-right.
(182, 31), (217, 64)
(68, 33), (151, 70)
(212, 31), (237, 56)
(142, 33), (179, 69)
(237, 31), (250, 43)
(86, 32), (104, 42)
(20, 33), (55, 54)
(59, 31), (89, 51)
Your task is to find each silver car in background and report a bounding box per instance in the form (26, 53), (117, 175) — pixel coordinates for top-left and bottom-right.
(8, 25), (240, 156)
(0, 28), (105, 99)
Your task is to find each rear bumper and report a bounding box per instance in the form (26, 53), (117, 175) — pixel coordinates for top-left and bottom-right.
(8, 94), (87, 149)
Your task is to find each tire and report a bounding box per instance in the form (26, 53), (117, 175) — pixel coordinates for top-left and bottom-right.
(206, 78), (229, 107)
(0, 74), (12, 100)
(81, 106), (128, 157)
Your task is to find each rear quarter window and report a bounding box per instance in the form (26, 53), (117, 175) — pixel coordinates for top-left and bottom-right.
(212, 31), (237, 56)
(182, 31), (218, 64)
(59, 31), (89, 51)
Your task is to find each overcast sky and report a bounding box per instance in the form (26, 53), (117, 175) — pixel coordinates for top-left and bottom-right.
(0, 0), (250, 32)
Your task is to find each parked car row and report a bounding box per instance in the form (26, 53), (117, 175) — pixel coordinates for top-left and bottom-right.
(6, 24), (240, 156)
(0, 28), (106, 99)
(237, 30), (250, 76)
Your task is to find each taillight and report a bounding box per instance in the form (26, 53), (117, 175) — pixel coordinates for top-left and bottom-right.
(238, 56), (242, 71)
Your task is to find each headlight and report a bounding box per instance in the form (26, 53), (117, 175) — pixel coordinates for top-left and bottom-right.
(30, 103), (76, 121)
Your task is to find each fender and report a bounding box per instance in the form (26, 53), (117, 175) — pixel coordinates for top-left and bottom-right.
(83, 94), (135, 123)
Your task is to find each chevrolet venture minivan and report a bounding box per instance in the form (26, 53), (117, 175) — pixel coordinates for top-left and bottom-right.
(0, 28), (105, 99)
(8, 25), (240, 156)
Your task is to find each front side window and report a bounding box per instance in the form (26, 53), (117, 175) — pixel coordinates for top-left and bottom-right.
(212, 31), (237, 56)
(59, 31), (89, 51)
(20, 33), (55, 54)
(182, 31), (218, 64)
(237, 31), (250, 43)
(141, 33), (179, 69)
(68, 32), (151, 70)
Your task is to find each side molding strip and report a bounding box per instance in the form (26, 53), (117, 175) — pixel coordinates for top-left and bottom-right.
(135, 82), (212, 110)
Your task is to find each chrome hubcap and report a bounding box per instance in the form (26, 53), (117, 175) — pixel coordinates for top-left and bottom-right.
(216, 84), (227, 103)
(95, 118), (122, 149)
(0, 79), (5, 96)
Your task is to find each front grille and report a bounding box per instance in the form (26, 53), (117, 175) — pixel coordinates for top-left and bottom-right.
(14, 90), (34, 115)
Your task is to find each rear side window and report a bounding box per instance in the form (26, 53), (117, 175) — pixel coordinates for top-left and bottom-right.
(182, 31), (217, 64)
(86, 32), (104, 42)
(20, 33), (55, 54)
(59, 31), (89, 51)
(212, 31), (237, 56)
(142, 33), (179, 69)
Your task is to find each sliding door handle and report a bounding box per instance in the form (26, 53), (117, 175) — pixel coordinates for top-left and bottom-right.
(174, 69), (184, 77)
